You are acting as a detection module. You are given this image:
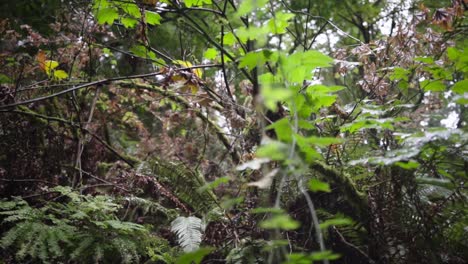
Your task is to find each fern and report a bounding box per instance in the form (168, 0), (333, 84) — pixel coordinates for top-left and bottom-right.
(144, 159), (218, 214)
(146, 236), (179, 263)
(121, 196), (178, 224)
(171, 216), (205, 252)
(226, 240), (267, 264)
(0, 191), (161, 263)
(70, 235), (95, 260)
(93, 243), (104, 263)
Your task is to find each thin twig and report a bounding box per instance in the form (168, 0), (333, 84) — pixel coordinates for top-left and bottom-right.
(70, 167), (130, 192)
(279, 0), (365, 45)
(0, 64), (220, 110)
(73, 87), (101, 187)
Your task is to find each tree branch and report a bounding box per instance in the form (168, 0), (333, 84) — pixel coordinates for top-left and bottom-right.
(0, 64), (220, 110)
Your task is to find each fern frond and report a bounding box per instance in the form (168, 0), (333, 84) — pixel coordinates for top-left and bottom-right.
(93, 243), (104, 263)
(0, 207), (36, 222)
(1, 193), (153, 263)
(171, 216), (205, 252)
(46, 228), (63, 257)
(145, 159), (218, 214)
(0, 222), (32, 248)
(0, 199), (27, 210)
(70, 235), (95, 259)
(123, 196), (178, 221)
(111, 237), (140, 264)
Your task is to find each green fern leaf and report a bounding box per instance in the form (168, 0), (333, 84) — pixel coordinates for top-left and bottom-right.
(112, 237), (140, 264)
(93, 243), (104, 263)
(71, 235), (95, 259)
(46, 228), (63, 257)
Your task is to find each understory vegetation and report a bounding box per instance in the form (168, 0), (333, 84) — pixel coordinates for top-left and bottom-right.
(0, 0), (467, 263)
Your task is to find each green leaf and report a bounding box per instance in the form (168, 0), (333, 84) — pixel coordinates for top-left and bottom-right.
(286, 251), (341, 263)
(130, 45), (156, 60)
(266, 118), (293, 142)
(120, 3), (141, 18)
(93, 0), (109, 9)
(259, 73), (292, 110)
(319, 217), (353, 229)
(295, 135), (321, 162)
(301, 135), (343, 147)
(146, 11), (161, 25)
(432, 67), (452, 81)
(236, 0), (268, 16)
(203, 48), (217, 60)
(447, 47), (468, 70)
(312, 94), (337, 110)
(288, 66), (308, 83)
(395, 160), (420, 170)
(222, 32), (236, 46)
(260, 214), (300, 230)
(53, 70), (68, 80)
(420, 80), (445, 92)
(455, 97), (468, 105)
(310, 85), (344, 94)
(43, 60), (59, 75)
(415, 56), (434, 64)
(297, 120), (315, 130)
(236, 26), (269, 44)
(0, 73), (12, 84)
(341, 117), (398, 133)
(447, 47), (460, 61)
(256, 141), (288, 161)
(309, 179), (331, 193)
(239, 51), (265, 70)
(299, 50), (334, 66)
(96, 7), (119, 25)
(176, 247), (214, 264)
(121, 17), (138, 28)
(296, 98), (315, 119)
(282, 51), (333, 83)
(267, 11), (295, 34)
(452, 80), (468, 94)
(309, 251), (341, 261)
(262, 87), (292, 111)
(390, 67), (410, 81)
(184, 0), (212, 8)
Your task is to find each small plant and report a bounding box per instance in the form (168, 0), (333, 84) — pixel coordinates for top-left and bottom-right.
(0, 186), (156, 263)
(171, 216), (205, 252)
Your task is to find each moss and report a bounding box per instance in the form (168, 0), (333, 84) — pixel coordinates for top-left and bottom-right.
(311, 161), (369, 223)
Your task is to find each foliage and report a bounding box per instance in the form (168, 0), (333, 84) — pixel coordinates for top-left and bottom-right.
(0, 187), (160, 263)
(0, 0), (467, 263)
(171, 216), (206, 252)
